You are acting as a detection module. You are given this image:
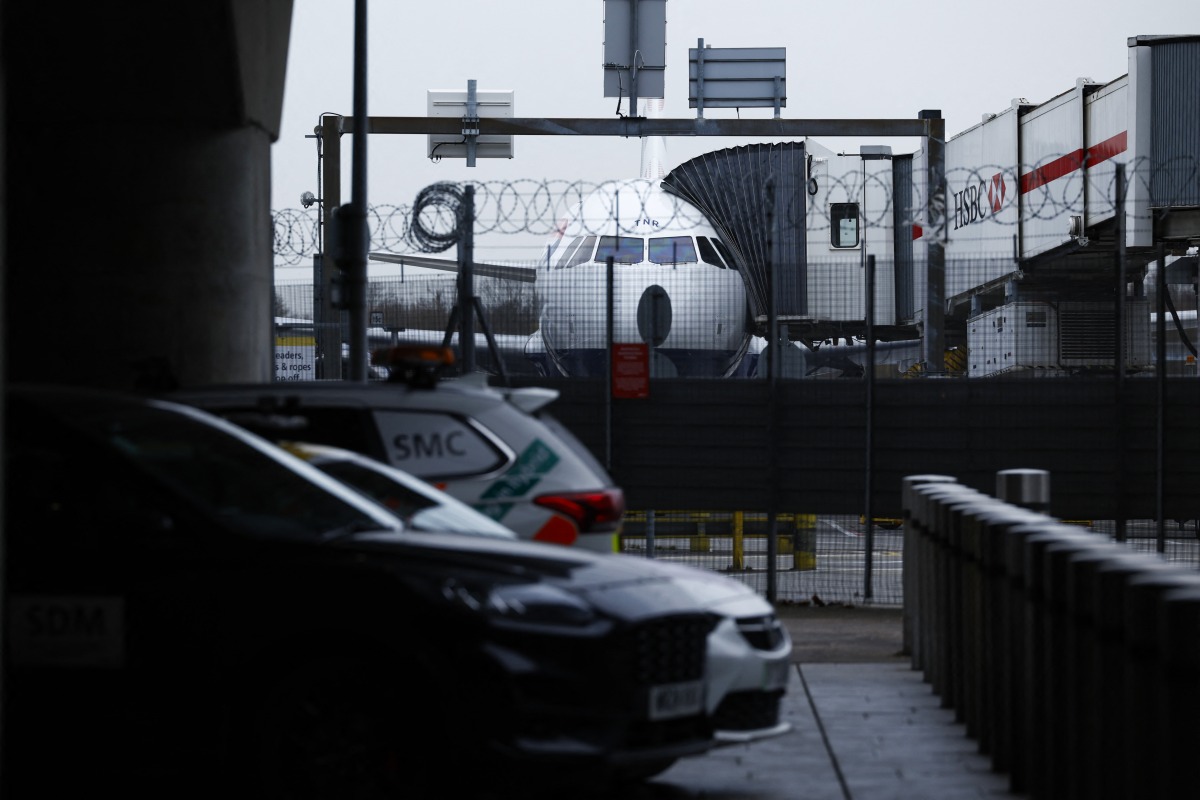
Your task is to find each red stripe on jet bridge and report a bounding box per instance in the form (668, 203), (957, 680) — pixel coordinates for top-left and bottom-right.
(1019, 131), (1128, 194)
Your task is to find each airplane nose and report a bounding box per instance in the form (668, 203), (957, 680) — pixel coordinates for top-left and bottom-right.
(637, 285), (672, 346)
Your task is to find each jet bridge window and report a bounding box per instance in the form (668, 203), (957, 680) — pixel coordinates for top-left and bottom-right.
(595, 235), (644, 265)
(696, 236), (727, 268)
(648, 236), (698, 265)
(830, 203), (860, 248)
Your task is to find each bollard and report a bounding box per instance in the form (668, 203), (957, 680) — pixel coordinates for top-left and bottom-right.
(901, 474), (957, 666)
(927, 485), (988, 708)
(1120, 564), (1199, 800)
(1020, 527), (1083, 800)
(1061, 540), (1125, 800)
(1038, 528), (1101, 800)
(1090, 553), (1163, 800)
(911, 483), (973, 693)
(957, 503), (988, 741)
(975, 505), (1051, 779)
(996, 468), (1051, 513)
(995, 519), (1058, 794)
(957, 498), (1016, 747)
(1155, 585), (1200, 798)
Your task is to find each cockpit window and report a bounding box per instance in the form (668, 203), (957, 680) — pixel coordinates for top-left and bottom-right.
(711, 239), (738, 272)
(554, 236), (583, 268)
(595, 236), (644, 265)
(557, 235), (597, 269)
(648, 236), (698, 265)
(696, 237), (727, 268)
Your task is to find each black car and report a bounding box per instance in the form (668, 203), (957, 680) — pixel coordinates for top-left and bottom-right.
(2, 385), (717, 798)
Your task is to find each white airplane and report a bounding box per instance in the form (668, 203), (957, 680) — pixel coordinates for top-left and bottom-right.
(369, 101), (754, 378)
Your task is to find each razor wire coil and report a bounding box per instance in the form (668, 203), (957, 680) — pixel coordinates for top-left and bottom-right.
(272, 156), (1200, 266)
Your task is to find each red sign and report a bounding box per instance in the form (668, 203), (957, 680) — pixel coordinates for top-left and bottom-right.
(611, 343), (649, 399)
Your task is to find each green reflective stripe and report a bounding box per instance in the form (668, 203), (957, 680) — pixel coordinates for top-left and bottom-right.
(480, 440), (560, 501)
(475, 501), (515, 522)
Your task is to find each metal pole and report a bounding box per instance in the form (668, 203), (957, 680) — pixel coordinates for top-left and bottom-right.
(1156, 242), (1166, 553)
(459, 185), (476, 373)
(346, 0), (369, 382)
(320, 116), (343, 380)
(1114, 163), (1128, 542)
(646, 509), (655, 560)
(606, 255), (614, 473)
(864, 254), (876, 600)
(466, 79), (477, 168)
(629, 0), (639, 115)
(921, 111), (946, 375)
(764, 176), (778, 604)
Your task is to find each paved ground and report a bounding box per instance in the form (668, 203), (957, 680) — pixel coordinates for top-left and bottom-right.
(774, 603), (908, 664)
(630, 603), (1028, 800)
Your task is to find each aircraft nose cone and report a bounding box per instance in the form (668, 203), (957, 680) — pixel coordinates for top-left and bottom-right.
(637, 285), (672, 346)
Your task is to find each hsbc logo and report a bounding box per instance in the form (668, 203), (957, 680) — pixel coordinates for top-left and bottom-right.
(953, 173), (1006, 230)
(987, 174), (1005, 213)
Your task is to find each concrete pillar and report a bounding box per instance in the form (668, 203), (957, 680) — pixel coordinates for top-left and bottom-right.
(4, 2), (293, 391)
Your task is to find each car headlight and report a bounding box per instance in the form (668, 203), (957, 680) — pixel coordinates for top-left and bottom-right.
(441, 577), (600, 628)
(736, 614), (789, 651)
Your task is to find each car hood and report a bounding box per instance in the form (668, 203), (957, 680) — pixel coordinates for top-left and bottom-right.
(615, 556), (777, 617)
(342, 530), (724, 623)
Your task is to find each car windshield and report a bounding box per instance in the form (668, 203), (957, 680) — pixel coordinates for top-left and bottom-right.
(11, 390), (400, 543)
(314, 458), (518, 539)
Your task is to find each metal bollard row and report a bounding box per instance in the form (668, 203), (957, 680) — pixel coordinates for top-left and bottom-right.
(902, 470), (1200, 800)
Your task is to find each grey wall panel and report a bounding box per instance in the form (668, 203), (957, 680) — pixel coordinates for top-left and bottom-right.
(523, 377), (1200, 521)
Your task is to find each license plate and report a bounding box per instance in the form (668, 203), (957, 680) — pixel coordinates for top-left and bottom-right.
(648, 680), (705, 720)
(762, 658), (791, 691)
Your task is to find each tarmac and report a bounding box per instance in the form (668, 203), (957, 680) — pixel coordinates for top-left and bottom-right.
(629, 603), (1030, 800)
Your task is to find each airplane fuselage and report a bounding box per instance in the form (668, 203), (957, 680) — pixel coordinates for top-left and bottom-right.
(529, 178), (751, 378)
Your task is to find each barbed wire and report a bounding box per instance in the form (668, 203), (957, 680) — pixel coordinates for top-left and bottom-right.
(272, 156), (1200, 266)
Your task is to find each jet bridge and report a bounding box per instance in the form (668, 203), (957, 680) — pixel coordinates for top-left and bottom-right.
(926, 34), (1200, 376)
(661, 34), (1200, 376)
(662, 140), (917, 348)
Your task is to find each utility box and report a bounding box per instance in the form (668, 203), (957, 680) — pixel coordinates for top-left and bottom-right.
(968, 300), (1151, 377)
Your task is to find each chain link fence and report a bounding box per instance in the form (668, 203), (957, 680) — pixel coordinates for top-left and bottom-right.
(272, 158), (1200, 607)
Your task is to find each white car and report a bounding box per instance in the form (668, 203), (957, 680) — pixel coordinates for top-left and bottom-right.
(277, 440), (519, 539)
(645, 558), (794, 747)
(275, 440), (793, 749)
(170, 346), (624, 552)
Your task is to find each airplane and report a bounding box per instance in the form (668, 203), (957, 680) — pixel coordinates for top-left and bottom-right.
(369, 100), (755, 379)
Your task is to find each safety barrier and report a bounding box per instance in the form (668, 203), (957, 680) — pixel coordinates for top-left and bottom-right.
(903, 471), (1200, 800)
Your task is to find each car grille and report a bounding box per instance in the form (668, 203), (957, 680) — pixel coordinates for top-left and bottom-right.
(624, 614), (711, 684)
(713, 689), (784, 731)
(496, 613), (715, 756)
(736, 614), (787, 650)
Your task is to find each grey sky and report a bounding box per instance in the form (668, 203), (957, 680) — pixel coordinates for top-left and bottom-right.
(271, 0), (1199, 271)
